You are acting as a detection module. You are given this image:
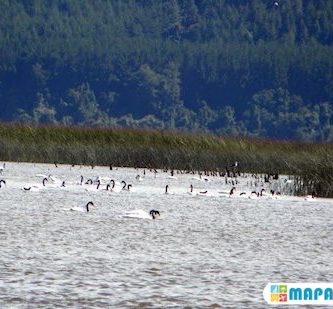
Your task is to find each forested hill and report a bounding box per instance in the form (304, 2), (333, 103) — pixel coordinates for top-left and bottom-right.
(1, 0), (333, 141)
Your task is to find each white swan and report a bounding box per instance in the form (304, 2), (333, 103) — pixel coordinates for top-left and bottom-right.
(23, 177), (49, 192)
(229, 187), (236, 197)
(70, 201), (95, 212)
(0, 179), (6, 188)
(304, 192), (316, 201)
(123, 209), (160, 220)
(84, 180), (101, 192)
(165, 185), (174, 195)
(188, 184), (196, 196)
(248, 191), (259, 199)
(109, 179), (121, 192)
(121, 181), (132, 191)
(49, 175), (63, 185)
(191, 176), (210, 182)
(135, 175), (144, 182)
(196, 190), (208, 196)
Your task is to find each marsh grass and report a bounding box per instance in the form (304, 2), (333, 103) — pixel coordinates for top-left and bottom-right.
(1, 123), (333, 197)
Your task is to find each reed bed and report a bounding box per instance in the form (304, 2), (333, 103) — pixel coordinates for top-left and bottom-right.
(1, 123), (333, 197)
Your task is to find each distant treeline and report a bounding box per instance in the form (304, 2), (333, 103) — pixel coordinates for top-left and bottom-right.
(0, 0), (333, 141)
(1, 123), (333, 197)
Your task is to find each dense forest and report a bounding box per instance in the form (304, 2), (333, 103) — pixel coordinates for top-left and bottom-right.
(0, 0), (333, 141)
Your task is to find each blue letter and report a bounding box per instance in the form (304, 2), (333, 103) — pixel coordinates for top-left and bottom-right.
(289, 288), (302, 300)
(324, 288), (333, 300)
(304, 288), (313, 300)
(314, 288), (323, 300)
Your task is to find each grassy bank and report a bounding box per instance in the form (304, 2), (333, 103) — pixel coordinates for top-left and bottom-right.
(1, 123), (333, 197)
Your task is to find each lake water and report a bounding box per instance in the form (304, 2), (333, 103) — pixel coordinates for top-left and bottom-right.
(0, 162), (332, 308)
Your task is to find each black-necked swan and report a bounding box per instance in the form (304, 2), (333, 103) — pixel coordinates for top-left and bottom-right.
(120, 181), (132, 191)
(229, 187), (236, 197)
(121, 182), (132, 191)
(84, 180), (101, 192)
(109, 179), (121, 192)
(70, 201), (95, 212)
(0, 179), (6, 188)
(42, 177), (48, 187)
(123, 209), (161, 220)
(165, 185), (174, 195)
(248, 191), (259, 199)
(149, 209), (160, 220)
(23, 177), (49, 192)
(85, 178), (93, 185)
(188, 184), (196, 195)
(304, 191), (316, 201)
(121, 180), (127, 190)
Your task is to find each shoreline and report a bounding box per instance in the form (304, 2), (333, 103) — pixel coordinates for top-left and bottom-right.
(1, 123), (333, 197)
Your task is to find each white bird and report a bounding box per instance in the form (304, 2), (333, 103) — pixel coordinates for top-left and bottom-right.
(84, 180), (101, 192)
(196, 190), (209, 197)
(109, 179), (122, 192)
(49, 175), (63, 185)
(121, 181), (132, 191)
(248, 191), (259, 199)
(23, 177), (49, 192)
(123, 209), (160, 220)
(188, 184), (196, 196)
(70, 201), (95, 212)
(0, 179), (6, 188)
(165, 185), (174, 195)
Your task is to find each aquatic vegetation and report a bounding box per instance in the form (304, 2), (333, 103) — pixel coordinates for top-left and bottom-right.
(0, 123), (332, 197)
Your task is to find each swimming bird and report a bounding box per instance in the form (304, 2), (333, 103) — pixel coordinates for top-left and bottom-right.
(84, 180), (101, 192)
(78, 175), (84, 185)
(229, 187), (236, 197)
(85, 178), (93, 185)
(304, 191), (316, 201)
(248, 191), (259, 199)
(149, 209), (160, 220)
(70, 201), (95, 212)
(121, 181), (132, 191)
(0, 179), (6, 188)
(121, 180), (126, 190)
(123, 209), (160, 220)
(42, 177), (48, 187)
(196, 190), (208, 196)
(168, 171), (178, 179)
(103, 184), (111, 191)
(22, 177), (49, 192)
(188, 184), (196, 195)
(109, 179), (121, 192)
(165, 185), (174, 195)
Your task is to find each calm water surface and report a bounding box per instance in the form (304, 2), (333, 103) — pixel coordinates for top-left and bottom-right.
(0, 162), (332, 308)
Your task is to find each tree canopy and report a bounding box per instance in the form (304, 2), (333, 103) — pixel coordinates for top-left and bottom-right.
(1, 0), (333, 141)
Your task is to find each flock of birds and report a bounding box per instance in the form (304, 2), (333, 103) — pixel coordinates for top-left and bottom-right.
(0, 160), (317, 218)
